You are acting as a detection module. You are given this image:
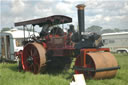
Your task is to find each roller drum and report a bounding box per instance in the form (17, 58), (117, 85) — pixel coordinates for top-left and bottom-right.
(22, 42), (46, 74)
(87, 52), (118, 79)
(75, 52), (118, 79)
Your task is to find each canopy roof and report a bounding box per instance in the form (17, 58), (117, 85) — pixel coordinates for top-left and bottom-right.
(15, 15), (72, 27)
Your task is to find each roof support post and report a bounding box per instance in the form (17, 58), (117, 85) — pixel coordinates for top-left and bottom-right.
(23, 25), (26, 46)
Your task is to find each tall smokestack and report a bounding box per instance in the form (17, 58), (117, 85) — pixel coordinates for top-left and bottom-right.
(76, 4), (85, 36)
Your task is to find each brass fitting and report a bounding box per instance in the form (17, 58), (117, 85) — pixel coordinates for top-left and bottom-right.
(76, 4), (86, 10)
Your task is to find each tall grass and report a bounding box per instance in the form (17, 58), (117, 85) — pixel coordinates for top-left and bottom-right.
(0, 54), (128, 85)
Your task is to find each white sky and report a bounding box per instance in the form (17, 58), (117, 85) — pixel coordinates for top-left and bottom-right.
(0, 0), (128, 32)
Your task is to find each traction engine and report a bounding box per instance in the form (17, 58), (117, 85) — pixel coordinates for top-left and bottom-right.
(15, 4), (120, 79)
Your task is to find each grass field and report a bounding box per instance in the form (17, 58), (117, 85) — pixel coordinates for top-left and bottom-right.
(0, 53), (128, 85)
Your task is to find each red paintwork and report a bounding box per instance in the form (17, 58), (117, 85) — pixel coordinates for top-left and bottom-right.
(44, 34), (75, 57)
(42, 42), (47, 49)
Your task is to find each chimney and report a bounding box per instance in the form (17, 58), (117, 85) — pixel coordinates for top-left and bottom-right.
(76, 4), (86, 36)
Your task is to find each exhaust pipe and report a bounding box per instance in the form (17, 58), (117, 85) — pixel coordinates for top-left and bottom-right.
(76, 4), (86, 36)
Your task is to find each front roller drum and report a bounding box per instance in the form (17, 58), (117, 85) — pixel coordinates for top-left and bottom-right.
(22, 42), (46, 74)
(75, 52), (119, 79)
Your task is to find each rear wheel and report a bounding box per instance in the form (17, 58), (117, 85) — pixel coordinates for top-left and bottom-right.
(22, 42), (46, 74)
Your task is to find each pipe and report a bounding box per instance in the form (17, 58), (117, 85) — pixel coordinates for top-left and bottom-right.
(76, 4), (86, 36)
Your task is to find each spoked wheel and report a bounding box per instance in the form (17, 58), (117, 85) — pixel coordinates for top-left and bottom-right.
(22, 42), (46, 74)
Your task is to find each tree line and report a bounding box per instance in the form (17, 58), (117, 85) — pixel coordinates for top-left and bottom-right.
(86, 25), (128, 34)
(1, 25), (128, 34)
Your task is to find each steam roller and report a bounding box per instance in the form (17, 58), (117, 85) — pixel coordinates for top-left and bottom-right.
(14, 4), (120, 79)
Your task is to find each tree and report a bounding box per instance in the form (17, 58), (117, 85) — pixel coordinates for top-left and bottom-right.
(114, 28), (120, 32)
(86, 25), (102, 34)
(1, 27), (10, 32)
(101, 29), (114, 34)
(121, 29), (128, 32)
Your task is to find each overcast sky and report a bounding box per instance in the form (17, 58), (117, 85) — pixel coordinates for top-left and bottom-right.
(0, 0), (128, 31)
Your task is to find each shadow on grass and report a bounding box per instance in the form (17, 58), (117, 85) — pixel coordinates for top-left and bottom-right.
(0, 62), (24, 73)
(0, 62), (17, 71)
(8, 65), (25, 74)
(8, 64), (18, 72)
(40, 66), (74, 80)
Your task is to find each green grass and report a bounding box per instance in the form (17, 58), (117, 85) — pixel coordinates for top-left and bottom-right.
(0, 53), (128, 85)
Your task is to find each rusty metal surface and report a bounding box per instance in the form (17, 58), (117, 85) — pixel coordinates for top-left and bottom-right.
(87, 52), (118, 79)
